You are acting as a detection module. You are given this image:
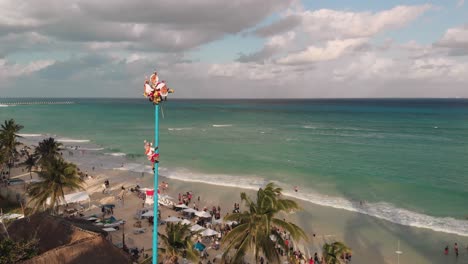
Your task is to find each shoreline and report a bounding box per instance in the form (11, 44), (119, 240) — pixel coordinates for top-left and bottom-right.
(5, 146), (468, 264)
(18, 134), (468, 237)
(6, 136), (468, 263)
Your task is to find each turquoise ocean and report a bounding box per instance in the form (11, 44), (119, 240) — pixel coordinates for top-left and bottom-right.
(1, 98), (467, 236)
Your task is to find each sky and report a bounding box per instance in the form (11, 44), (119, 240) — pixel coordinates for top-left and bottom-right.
(0, 0), (467, 98)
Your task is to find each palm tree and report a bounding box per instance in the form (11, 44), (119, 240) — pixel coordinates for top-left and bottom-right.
(322, 241), (351, 264)
(222, 183), (308, 264)
(157, 222), (199, 264)
(21, 153), (37, 179)
(0, 119), (24, 176)
(27, 158), (83, 213)
(34, 137), (62, 166)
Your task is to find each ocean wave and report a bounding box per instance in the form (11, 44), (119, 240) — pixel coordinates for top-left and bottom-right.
(168, 127), (193, 131)
(104, 152), (126, 157)
(0, 104), (8, 107)
(78, 147), (104, 151)
(212, 124), (233, 127)
(160, 168), (468, 237)
(113, 162), (152, 173)
(283, 190), (468, 237)
(18, 133), (42, 137)
(83, 150), (468, 237)
(57, 138), (91, 143)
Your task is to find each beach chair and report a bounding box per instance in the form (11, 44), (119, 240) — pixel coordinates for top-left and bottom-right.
(104, 219), (125, 228)
(133, 227), (146, 234)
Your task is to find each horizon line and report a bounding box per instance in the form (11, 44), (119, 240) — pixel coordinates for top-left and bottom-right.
(0, 97), (466, 100)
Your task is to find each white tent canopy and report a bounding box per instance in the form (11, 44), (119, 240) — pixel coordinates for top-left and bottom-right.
(180, 219), (191, 225)
(195, 211), (212, 218)
(201, 228), (219, 237)
(46, 191), (90, 206)
(190, 224), (205, 232)
(175, 203), (189, 209)
(141, 211), (154, 217)
(182, 208), (198, 214)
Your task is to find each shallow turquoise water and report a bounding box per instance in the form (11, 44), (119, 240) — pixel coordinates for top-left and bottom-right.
(1, 98), (468, 234)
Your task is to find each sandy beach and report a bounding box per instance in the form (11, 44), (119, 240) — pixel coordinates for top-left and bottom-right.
(4, 145), (468, 264)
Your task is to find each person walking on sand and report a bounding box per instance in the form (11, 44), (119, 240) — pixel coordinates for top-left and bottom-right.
(444, 245), (449, 255)
(454, 243), (459, 257)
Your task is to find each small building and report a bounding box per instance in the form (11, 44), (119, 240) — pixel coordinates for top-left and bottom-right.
(6, 212), (131, 264)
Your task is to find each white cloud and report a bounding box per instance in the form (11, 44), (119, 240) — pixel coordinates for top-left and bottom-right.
(277, 38), (367, 64)
(333, 53), (396, 81)
(0, 59), (55, 79)
(237, 31), (296, 62)
(256, 4), (432, 40)
(0, 0), (292, 52)
(0, 1), (467, 98)
(436, 25), (468, 48)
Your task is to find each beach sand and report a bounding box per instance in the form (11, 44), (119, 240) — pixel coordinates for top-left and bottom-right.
(6, 151), (468, 264)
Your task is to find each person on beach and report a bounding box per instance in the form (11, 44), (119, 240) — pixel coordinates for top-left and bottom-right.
(455, 243), (459, 257)
(444, 245), (449, 255)
(294, 186), (298, 192)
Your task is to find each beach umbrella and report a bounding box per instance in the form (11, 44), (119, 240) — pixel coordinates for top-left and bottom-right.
(201, 228), (219, 237)
(195, 211), (212, 218)
(175, 203), (189, 209)
(225, 220), (237, 226)
(182, 208), (198, 214)
(194, 242), (206, 251)
(163, 216), (182, 222)
(190, 224), (205, 232)
(160, 194), (174, 200)
(181, 219), (191, 225)
(142, 211), (154, 217)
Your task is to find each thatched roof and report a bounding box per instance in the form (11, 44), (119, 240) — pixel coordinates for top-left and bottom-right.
(7, 213), (131, 264)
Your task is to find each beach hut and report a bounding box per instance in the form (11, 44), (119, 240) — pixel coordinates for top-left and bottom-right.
(46, 191), (91, 208)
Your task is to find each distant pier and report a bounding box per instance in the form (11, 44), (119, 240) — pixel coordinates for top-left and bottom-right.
(0, 101), (75, 105)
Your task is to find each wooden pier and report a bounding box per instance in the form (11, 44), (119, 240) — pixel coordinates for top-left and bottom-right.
(0, 101), (74, 105)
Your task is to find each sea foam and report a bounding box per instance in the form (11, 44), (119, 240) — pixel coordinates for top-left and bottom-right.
(104, 152), (126, 157)
(18, 133), (43, 137)
(57, 138), (91, 143)
(96, 150), (468, 237)
(160, 167), (468, 237)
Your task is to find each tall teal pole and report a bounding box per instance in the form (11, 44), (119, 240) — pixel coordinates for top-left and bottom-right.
(153, 104), (159, 264)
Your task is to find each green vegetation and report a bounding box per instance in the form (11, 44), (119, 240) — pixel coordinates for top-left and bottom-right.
(0, 119), (24, 175)
(158, 222), (199, 264)
(222, 183), (308, 263)
(27, 158), (84, 213)
(21, 153), (37, 180)
(0, 237), (39, 264)
(322, 241), (352, 264)
(34, 137), (62, 167)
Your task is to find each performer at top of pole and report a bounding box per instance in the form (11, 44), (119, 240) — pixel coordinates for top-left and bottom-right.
(144, 71), (174, 105)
